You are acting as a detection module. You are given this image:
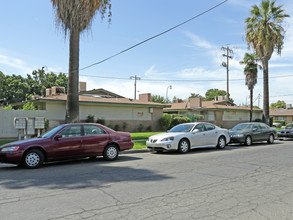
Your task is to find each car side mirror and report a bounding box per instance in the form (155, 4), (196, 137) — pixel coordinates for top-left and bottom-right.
(54, 134), (62, 140)
(253, 128), (257, 132)
(192, 129), (199, 133)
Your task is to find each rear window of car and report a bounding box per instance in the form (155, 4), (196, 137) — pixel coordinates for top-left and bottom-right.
(231, 124), (252, 131)
(259, 123), (269, 129)
(204, 124), (215, 131)
(84, 125), (106, 136)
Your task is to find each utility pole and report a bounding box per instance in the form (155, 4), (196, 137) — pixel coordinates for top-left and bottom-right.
(130, 75), (141, 100)
(221, 46), (233, 101)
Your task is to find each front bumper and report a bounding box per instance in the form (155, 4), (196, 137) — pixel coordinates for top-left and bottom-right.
(278, 132), (293, 139)
(0, 151), (23, 164)
(146, 141), (177, 151)
(229, 136), (246, 144)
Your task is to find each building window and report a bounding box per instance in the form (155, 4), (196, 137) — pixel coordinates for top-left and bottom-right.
(275, 116), (286, 121)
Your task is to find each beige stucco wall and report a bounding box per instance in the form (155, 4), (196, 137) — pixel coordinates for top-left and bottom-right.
(80, 104), (152, 121)
(44, 102), (162, 132)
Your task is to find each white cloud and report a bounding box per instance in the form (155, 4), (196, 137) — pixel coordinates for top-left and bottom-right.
(183, 32), (213, 49)
(0, 54), (34, 75)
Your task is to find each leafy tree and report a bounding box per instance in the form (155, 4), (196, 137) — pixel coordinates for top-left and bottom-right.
(240, 53), (262, 122)
(151, 95), (168, 104)
(189, 93), (204, 98)
(27, 69), (68, 96)
(0, 74), (30, 104)
(22, 101), (36, 110)
(205, 89), (227, 101)
(3, 105), (13, 110)
(0, 71), (68, 105)
(51, 0), (111, 123)
(245, 0), (289, 124)
(270, 100), (286, 109)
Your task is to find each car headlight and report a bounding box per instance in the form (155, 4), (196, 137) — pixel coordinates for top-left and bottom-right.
(1, 146), (20, 152)
(161, 137), (174, 142)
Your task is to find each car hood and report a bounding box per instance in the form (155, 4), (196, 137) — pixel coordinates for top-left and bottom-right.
(229, 130), (248, 135)
(278, 128), (293, 132)
(149, 132), (186, 140)
(0, 138), (45, 149)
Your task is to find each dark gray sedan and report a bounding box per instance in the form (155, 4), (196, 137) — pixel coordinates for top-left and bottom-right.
(278, 123), (293, 140)
(229, 122), (277, 146)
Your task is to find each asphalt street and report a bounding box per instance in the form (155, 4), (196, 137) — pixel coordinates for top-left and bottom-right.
(1, 141), (293, 220)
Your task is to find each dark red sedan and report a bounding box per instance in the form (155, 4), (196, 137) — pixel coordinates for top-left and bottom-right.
(0, 123), (133, 168)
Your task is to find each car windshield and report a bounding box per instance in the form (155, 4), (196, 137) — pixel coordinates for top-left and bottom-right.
(285, 124), (293, 129)
(231, 124), (253, 131)
(169, 124), (194, 133)
(39, 125), (64, 138)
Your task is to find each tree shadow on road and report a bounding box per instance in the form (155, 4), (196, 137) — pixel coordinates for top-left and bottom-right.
(0, 155), (173, 190)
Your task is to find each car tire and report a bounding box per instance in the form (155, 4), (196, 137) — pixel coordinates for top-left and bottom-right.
(267, 134), (274, 144)
(216, 136), (226, 149)
(103, 144), (119, 161)
(22, 149), (44, 169)
(178, 139), (190, 154)
(244, 136), (252, 146)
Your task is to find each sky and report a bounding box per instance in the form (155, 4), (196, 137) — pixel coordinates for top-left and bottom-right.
(0, 0), (293, 107)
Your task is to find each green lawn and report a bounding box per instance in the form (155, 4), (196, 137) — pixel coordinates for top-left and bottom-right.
(130, 132), (164, 150)
(132, 140), (147, 150)
(130, 132), (163, 140)
(0, 140), (16, 146)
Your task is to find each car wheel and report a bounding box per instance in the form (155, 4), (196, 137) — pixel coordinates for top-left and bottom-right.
(103, 144), (119, 161)
(178, 139), (190, 154)
(267, 134), (274, 144)
(244, 136), (252, 146)
(216, 136), (226, 149)
(22, 149), (44, 169)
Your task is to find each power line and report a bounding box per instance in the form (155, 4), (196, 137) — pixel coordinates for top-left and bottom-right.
(79, 73), (293, 82)
(75, 0), (228, 73)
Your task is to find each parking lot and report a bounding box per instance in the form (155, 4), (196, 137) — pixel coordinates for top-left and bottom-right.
(1, 140), (293, 219)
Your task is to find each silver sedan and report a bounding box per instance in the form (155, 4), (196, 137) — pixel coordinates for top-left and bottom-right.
(147, 122), (230, 153)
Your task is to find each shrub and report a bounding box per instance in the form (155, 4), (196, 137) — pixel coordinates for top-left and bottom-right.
(122, 122), (128, 131)
(146, 125), (152, 132)
(170, 116), (191, 128)
(137, 124), (144, 132)
(158, 114), (172, 131)
(23, 101), (36, 110)
(107, 124), (114, 129)
(85, 115), (95, 123)
(96, 118), (106, 125)
(114, 124), (120, 131)
(193, 114), (204, 121)
(3, 105), (13, 110)
(45, 119), (49, 131)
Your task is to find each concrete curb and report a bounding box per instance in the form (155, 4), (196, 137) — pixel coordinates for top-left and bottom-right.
(120, 148), (149, 154)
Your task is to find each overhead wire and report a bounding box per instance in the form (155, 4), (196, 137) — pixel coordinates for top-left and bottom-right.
(73, 0), (229, 74)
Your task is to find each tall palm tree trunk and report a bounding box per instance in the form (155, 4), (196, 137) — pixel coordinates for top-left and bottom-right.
(65, 29), (80, 123)
(262, 59), (270, 125)
(250, 89), (253, 122)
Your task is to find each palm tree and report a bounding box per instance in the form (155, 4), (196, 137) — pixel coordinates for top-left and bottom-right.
(240, 53), (261, 122)
(51, 0), (111, 123)
(245, 0), (289, 125)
